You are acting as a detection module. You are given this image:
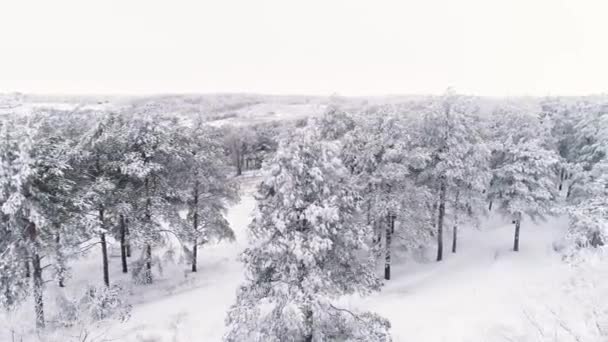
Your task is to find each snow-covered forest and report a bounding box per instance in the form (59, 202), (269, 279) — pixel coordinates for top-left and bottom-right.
(0, 92), (606, 341)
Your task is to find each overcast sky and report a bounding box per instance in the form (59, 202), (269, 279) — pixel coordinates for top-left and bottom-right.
(0, 0), (606, 96)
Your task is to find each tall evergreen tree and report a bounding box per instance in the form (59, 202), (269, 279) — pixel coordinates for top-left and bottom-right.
(487, 110), (559, 251)
(119, 113), (182, 284)
(173, 122), (239, 272)
(0, 115), (76, 328)
(225, 127), (391, 342)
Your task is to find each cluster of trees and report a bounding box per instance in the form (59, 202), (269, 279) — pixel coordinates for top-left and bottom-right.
(0, 110), (238, 329)
(541, 100), (608, 250)
(222, 121), (281, 176)
(1, 93), (605, 340)
(225, 93), (607, 341)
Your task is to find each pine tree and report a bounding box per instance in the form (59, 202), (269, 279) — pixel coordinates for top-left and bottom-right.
(564, 105), (608, 248)
(173, 122), (239, 272)
(77, 113), (127, 286)
(341, 109), (430, 279)
(487, 110), (559, 251)
(412, 91), (491, 260)
(225, 127), (391, 342)
(119, 113), (182, 284)
(0, 115), (77, 328)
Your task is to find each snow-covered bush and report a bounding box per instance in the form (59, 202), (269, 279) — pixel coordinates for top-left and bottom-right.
(54, 284), (131, 327)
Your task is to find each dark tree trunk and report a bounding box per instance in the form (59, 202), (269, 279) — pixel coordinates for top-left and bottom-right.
(100, 233), (109, 287)
(192, 182), (199, 273)
(56, 233), (65, 287)
(28, 222), (44, 329)
(566, 182), (574, 199)
(452, 225), (457, 253)
(437, 180), (446, 262)
(234, 144), (242, 176)
(192, 240), (198, 273)
(385, 215), (394, 281)
(99, 209), (110, 287)
(452, 191), (459, 254)
(304, 307), (313, 342)
(125, 220), (131, 258)
(120, 215), (128, 273)
(144, 244), (153, 284)
(25, 257), (31, 278)
(558, 167), (565, 191)
(143, 177), (153, 284)
(32, 252), (44, 329)
(488, 200), (493, 211)
(513, 215), (521, 252)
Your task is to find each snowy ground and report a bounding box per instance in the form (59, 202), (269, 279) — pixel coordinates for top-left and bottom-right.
(2, 173), (601, 342)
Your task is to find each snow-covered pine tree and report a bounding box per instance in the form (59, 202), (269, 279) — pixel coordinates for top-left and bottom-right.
(225, 126), (391, 342)
(77, 112), (128, 286)
(39, 111), (91, 288)
(564, 104), (608, 248)
(0, 118), (29, 311)
(341, 108), (430, 280)
(119, 113), (183, 284)
(438, 101), (491, 254)
(412, 91), (491, 260)
(172, 122), (239, 272)
(487, 110), (560, 251)
(0, 114), (77, 328)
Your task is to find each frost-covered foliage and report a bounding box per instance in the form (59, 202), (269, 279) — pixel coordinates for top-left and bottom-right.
(54, 284), (131, 327)
(542, 100), (608, 250)
(341, 109), (431, 252)
(487, 109), (559, 222)
(0, 109), (241, 330)
(411, 93), (492, 244)
(0, 114), (80, 327)
(566, 159), (608, 249)
(225, 126), (391, 341)
(317, 106), (356, 141)
(171, 121), (239, 272)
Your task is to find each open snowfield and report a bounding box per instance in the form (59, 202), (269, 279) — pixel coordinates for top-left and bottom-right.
(2, 173), (600, 342)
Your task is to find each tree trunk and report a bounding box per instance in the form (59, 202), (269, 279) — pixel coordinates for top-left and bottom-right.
(32, 252), (44, 329)
(488, 200), (493, 211)
(452, 225), (457, 253)
(192, 182), (199, 273)
(452, 191), (459, 254)
(385, 215), (393, 281)
(56, 233), (65, 287)
(144, 244), (153, 284)
(24, 257), (31, 278)
(437, 180), (446, 262)
(304, 306), (313, 342)
(192, 240), (198, 273)
(430, 200), (437, 237)
(235, 145), (242, 176)
(28, 222), (44, 329)
(143, 177), (153, 284)
(125, 220), (131, 258)
(513, 215), (521, 252)
(120, 215), (128, 273)
(566, 182), (574, 199)
(100, 232), (109, 286)
(99, 209), (110, 287)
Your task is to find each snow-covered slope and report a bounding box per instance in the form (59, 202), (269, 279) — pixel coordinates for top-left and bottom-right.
(354, 217), (572, 342)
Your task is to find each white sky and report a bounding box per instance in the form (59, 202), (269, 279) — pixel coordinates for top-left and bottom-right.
(0, 0), (606, 96)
